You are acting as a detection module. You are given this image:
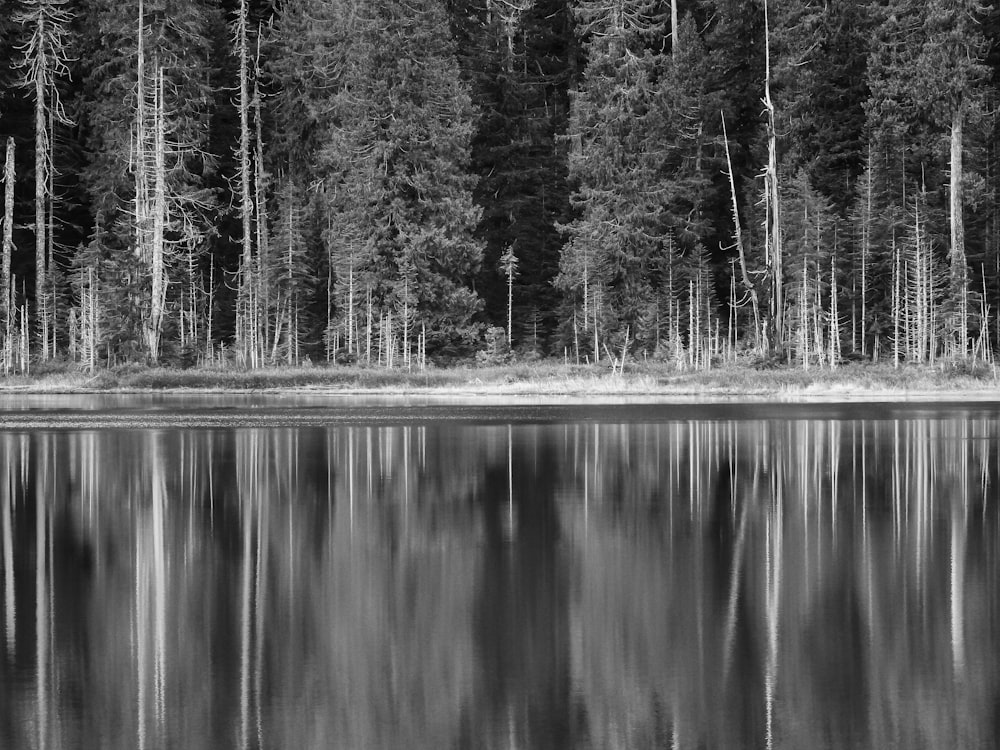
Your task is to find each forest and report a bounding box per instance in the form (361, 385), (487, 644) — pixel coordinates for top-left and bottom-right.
(0, 0), (998, 370)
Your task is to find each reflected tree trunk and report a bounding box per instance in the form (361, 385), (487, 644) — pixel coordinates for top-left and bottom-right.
(35, 437), (50, 750)
(2, 436), (14, 659)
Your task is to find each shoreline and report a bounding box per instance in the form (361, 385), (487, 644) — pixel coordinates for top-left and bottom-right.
(0, 361), (996, 402)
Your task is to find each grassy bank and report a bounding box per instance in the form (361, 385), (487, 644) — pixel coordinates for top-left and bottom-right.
(0, 359), (998, 397)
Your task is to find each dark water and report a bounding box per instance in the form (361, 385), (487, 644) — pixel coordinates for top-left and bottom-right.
(1, 400), (1000, 749)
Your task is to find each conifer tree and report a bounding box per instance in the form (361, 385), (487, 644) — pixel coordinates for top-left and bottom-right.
(314, 0), (483, 360)
(448, 0), (573, 349)
(919, 0), (989, 356)
(865, 0), (989, 361)
(559, 0), (665, 352)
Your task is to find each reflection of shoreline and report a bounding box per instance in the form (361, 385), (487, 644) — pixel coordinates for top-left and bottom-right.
(0, 399), (997, 432)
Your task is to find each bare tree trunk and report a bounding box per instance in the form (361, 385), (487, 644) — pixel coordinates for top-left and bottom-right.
(829, 251), (840, 366)
(148, 68), (166, 362)
(950, 104), (968, 357)
(34, 38), (47, 359)
(135, 0), (151, 353)
(763, 0), (783, 353)
(46, 101), (56, 359)
(861, 145), (872, 357)
(366, 287), (372, 364)
(236, 0), (255, 363)
(2, 139), (13, 330)
(892, 232), (900, 367)
(17, 0), (70, 361)
(721, 112), (761, 347)
(253, 39), (268, 356)
(671, 0), (679, 58)
(347, 259), (355, 354)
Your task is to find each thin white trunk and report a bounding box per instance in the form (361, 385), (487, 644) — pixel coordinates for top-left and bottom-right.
(950, 105), (967, 356)
(507, 267), (513, 346)
(671, 0), (679, 58)
(148, 68), (166, 361)
(35, 441), (49, 750)
(722, 112), (761, 346)
(2, 138), (13, 328)
(763, 0), (782, 351)
(861, 146), (872, 356)
(1, 443), (14, 659)
(253, 40), (268, 354)
(236, 0), (254, 361)
(34, 26), (47, 359)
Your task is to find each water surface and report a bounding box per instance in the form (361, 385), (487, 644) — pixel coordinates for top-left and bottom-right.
(0, 400), (998, 749)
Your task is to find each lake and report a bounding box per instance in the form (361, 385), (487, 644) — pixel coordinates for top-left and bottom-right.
(0, 397), (998, 749)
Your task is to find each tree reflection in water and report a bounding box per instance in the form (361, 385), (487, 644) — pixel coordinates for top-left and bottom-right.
(0, 415), (996, 749)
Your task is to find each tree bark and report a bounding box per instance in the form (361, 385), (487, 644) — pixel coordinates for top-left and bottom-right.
(236, 0), (255, 364)
(149, 68), (166, 362)
(2, 139), (13, 328)
(950, 104), (967, 356)
(671, 0), (679, 58)
(721, 112), (761, 348)
(34, 29), (47, 359)
(763, 0), (782, 353)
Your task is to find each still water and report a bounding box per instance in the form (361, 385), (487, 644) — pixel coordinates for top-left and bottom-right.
(1, 399), (999, 749)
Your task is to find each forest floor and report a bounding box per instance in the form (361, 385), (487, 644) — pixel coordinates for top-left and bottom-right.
(0, 359), (998, 399)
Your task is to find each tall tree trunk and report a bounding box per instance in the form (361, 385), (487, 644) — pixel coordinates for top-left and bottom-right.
(236, 0), (255, 364)
(671, 0), (679, 58)
(148, 68), (166, 362)
(950, 103), (967, 357)
(35, 35), (47, 360)
(253, 38), (268, 356)
(860, 145), (873, 357)
(763, 0), (782, 353)
(2, 139), (13, 331)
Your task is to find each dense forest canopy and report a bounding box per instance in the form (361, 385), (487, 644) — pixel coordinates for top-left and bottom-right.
(0, 0), (998, 368)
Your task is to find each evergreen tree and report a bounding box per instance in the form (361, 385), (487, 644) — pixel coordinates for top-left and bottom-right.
(449, 0), (574, 351)
(320, 0), (483, 361)
(559, 0), (665, 356)
(865, 0), (990, 360)
(920, 0), (990, 356)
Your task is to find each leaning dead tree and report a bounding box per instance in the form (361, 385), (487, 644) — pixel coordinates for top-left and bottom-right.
(722, 111), (762, 351)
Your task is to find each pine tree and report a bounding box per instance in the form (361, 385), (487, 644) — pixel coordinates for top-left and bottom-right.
(865, 0), (989, 361)
(448, 0), (574, 350)
(316, 0), (483, 361)
(559, 0), (665, 353)
(919, 0), (990, 357)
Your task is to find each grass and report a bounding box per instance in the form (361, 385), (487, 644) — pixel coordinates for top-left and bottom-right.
(0, 358), (997, 398)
